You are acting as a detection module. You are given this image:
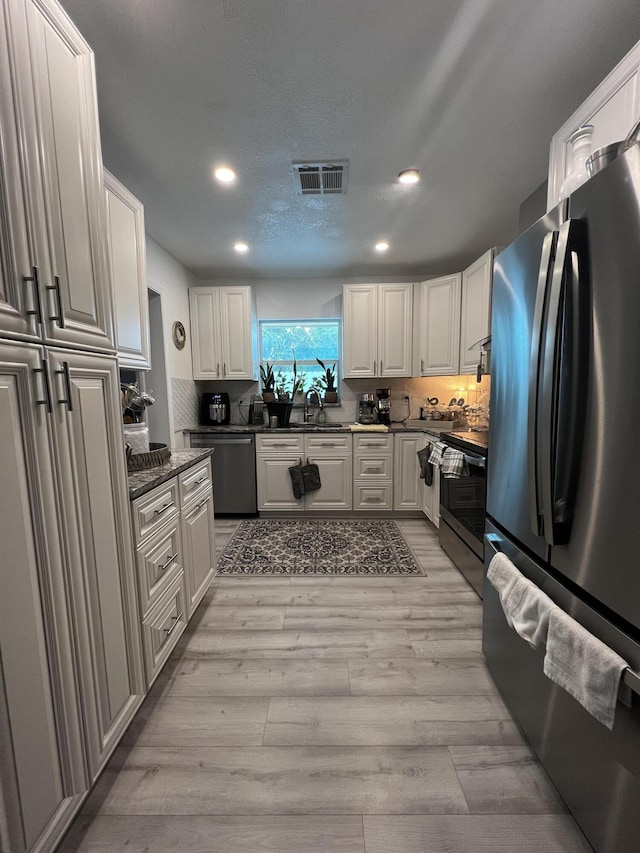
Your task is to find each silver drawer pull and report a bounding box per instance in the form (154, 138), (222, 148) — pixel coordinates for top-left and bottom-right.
(46, 275), (65, 327)
(193, 476), (207, 485)
(365, 496), (381, 502)
(320, 442), (338, 447)
(154, 503), (174, 516)
(159, 552), (178, 572)
(365, 466), (383, 473)
(163, 613), (183, 637)
(196, 497), (209, 509)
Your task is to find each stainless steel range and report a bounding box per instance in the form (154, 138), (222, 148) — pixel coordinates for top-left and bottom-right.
(438, 431), (488, 598)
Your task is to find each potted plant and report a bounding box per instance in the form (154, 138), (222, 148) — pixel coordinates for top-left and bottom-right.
(260, 362), (276, 401)
(316, 358), (338, 403)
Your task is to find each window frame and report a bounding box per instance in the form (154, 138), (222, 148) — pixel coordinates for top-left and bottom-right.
(258, 318), (342, 402)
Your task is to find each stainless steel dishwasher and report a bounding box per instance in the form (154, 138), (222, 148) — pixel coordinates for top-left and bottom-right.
(189, 432), (257, 514)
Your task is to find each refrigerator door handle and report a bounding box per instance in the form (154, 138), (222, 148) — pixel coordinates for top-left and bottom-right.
(539, 218), (587, 545)
(528, 230), (557, 537)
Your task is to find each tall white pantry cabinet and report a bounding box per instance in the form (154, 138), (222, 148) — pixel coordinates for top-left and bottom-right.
(0, 1), (145, 852)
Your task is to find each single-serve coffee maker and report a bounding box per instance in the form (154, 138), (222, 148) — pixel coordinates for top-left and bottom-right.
(375, 388), (391, 425)
(200, 392), (230, 425)
(357, 393), (377, 424)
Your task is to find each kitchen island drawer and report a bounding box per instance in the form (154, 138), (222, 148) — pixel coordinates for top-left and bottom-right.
(141, 573), (187, 686)
(257, 434), (304, 452)
(179, 457), (212, 505)
(135, 516), (183, 615)
(132, 479), (180, 543)
(353, 434), (393, 452)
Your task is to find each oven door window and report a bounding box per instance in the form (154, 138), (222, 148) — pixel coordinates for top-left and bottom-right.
(440, 459), (486, 544)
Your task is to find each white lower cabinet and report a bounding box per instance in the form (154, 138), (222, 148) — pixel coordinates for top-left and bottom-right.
(131, 456), (216, 687)
(0, 340), (145, 853)
(393, 432), (424, 511)
(180, 476), (217, 616)
(353, 433), (394, 511)
(421, 436), (441, 527)
(257, 433), (352, 511)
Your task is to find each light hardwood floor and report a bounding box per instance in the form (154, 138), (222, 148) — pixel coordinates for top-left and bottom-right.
(59, 518), (593, 852)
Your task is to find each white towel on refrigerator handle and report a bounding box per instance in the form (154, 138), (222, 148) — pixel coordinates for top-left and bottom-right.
(487, 553), (555, 648)
(543, 607), (629, 730)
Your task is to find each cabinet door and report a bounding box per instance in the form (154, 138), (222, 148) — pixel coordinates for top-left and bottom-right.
(218, 286), (255, 379)
(182, 488), (216, 616)
(305, 455), (352, 511)
(377, 283), (413, 377)
(256, 454), (305, 511)
(0, 341), (85, 852)
(393, 433), (422, 510)
(105, 170), (150, 369)
(18, 0), (113, 351)
(416, 275), (461, 375)
(343, 285), (377, 377)
(459, 250), (494, 374)
(49, 350), (144, 781)
(190, 287), (221, 379)
(0, 9), (40, 341)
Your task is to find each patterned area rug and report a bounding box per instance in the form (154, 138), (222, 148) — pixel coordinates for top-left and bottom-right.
(218, 519), (424, 575)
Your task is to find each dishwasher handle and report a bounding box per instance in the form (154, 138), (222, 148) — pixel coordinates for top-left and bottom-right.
(191, 436), (254, 446)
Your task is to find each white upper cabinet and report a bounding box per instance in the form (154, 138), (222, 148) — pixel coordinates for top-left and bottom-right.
(548, 41), (640, 211)
(190, 285), (255, 380)
(105, 171), (150, 369)
(6, 0), (114, 352)
(459, 250), (494, 374)
(414, 274), (462, 376)
(343, 283), (413, 378)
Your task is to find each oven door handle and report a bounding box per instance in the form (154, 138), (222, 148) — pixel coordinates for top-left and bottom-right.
(463, 453), (485, 468)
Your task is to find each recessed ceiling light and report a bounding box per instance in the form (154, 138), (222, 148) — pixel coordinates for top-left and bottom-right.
(233, 242), (249, 253)
(375, 241), (390, 252)
(397, 168), (420, 184)
(214, 166), (236, 184)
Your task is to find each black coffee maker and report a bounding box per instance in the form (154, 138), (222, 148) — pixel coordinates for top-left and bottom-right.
(200, 392), (230, 425)
(375, 388), (391, 425)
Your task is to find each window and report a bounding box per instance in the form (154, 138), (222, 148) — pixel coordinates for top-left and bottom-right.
(259, 320), (341, 400)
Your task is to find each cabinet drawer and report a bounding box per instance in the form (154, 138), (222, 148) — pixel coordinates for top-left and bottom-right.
(141, 573), (187, 687)
(354, 452), (393, 479)
(353, 434), (393, 452)
(131, 479), (180, 543)
(354, 483), (393, 510)
(305, 433), (351, 452)
(257, 434), (304, 452)
(135, 516), (183, 615)
(179, 458), (212, 505)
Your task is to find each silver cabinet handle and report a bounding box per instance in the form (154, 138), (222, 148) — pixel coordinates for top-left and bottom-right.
(194, 476), (207, 485)
(373, 360), (376, 374)
(216, 363), (220, 376)
(46, 275), (65, 327)
(163, 613), (183, 636)
(196, 497), (209, 510)
(54, 361), (73, 411)
(159, 552), (178, 572)
(379, 361), (383, 374)
(421, 358), (425, 373)
(365, 495), (381, 502)
(23, 266), (43, 325)
(364, 465), (383, 473)
(154, 503), (174, 516)
(34, 358), (53, 413)
(223, 362), (227, 376)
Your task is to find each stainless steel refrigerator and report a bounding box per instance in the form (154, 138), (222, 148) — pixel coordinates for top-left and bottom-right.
(484, 145), (640, 853)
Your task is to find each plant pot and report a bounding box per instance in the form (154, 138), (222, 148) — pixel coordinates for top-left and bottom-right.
(324, 391), (338, 403)
(262, 391), (276, 402)
(265, 400), (294, 427)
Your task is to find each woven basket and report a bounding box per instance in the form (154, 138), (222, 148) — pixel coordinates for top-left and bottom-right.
(126, 442), (171, 472)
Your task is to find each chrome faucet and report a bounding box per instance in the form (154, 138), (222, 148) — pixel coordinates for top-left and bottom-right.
(304, 389), (322, 423)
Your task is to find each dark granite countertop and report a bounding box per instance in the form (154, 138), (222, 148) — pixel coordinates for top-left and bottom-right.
(439, 430), (489, 454)
(128, 448), (213, 501)
(183, 420), (458, 436)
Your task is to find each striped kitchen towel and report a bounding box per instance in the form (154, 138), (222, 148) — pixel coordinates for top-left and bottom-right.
(428, 441), (448, 467)
(441, 448), (469, 478)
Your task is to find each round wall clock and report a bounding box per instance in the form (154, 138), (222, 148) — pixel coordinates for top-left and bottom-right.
(172, 320), (186, 350)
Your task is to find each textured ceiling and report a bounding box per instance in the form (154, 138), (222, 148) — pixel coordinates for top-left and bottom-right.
(59, 0), (640, 279)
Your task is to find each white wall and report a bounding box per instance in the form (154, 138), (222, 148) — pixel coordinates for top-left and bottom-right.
(146, 237), (198, 446)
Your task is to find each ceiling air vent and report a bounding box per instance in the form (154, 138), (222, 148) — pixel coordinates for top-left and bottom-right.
(292, 160), (349, 195)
